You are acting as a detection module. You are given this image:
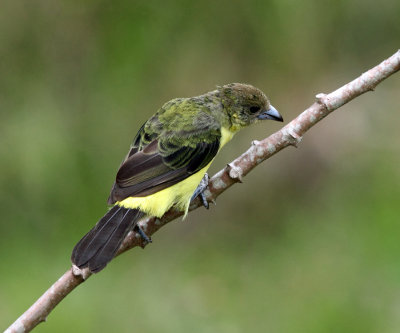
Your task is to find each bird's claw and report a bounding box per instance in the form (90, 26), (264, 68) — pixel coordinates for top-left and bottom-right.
(191, 173), (210, 209)
(134, 224), (152, 245)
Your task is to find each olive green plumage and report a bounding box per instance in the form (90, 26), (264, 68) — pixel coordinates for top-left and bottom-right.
(72, 83), (283, 273)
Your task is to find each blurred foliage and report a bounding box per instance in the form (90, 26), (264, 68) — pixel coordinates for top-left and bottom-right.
(1, 0), (400, 332)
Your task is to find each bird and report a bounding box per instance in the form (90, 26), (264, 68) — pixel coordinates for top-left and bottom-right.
(71, 83), (283, 273)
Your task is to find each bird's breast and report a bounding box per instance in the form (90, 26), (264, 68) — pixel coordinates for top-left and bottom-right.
(219, 127), (236, 149)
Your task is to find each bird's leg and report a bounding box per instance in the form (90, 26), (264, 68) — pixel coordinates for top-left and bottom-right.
(134, 224), (152, 244)
(191, 173), (209, 209)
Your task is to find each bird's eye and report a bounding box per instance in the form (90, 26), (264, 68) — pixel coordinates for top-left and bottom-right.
(249, 106), (261, 113)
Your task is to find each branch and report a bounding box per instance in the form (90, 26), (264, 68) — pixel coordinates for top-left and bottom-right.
(6, 50), (400, 333)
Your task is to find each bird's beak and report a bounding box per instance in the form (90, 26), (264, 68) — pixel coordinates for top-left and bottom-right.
(257, 105), (283, 122)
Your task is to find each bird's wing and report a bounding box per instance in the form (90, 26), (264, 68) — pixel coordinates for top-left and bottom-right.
(107, 120), (221, 204)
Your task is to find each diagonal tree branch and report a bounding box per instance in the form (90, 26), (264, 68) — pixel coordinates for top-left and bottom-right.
(5, 49), (400, 333)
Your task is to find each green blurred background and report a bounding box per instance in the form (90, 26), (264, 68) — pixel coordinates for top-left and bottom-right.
(1, 0), (400, 332)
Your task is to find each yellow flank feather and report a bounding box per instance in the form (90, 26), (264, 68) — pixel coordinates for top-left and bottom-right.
(117, 163), (210, 217)
(117, 125), (237, 217)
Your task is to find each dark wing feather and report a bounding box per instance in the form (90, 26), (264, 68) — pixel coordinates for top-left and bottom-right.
(108, 129), (221, 204)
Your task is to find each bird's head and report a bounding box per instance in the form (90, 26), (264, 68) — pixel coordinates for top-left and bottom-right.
(218, 83), (283, 131)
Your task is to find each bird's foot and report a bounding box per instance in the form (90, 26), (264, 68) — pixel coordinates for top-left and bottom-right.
(134, 224), (152, 245)
(191, 173), (209, 209)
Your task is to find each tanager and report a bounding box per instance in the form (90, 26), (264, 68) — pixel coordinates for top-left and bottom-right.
(71, 83), (283, 272)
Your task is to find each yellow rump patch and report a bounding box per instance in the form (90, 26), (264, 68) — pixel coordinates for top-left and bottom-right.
(117, 164), (211, 218)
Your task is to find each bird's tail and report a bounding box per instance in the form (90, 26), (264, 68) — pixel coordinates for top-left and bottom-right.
(71, 206), (143, 273)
